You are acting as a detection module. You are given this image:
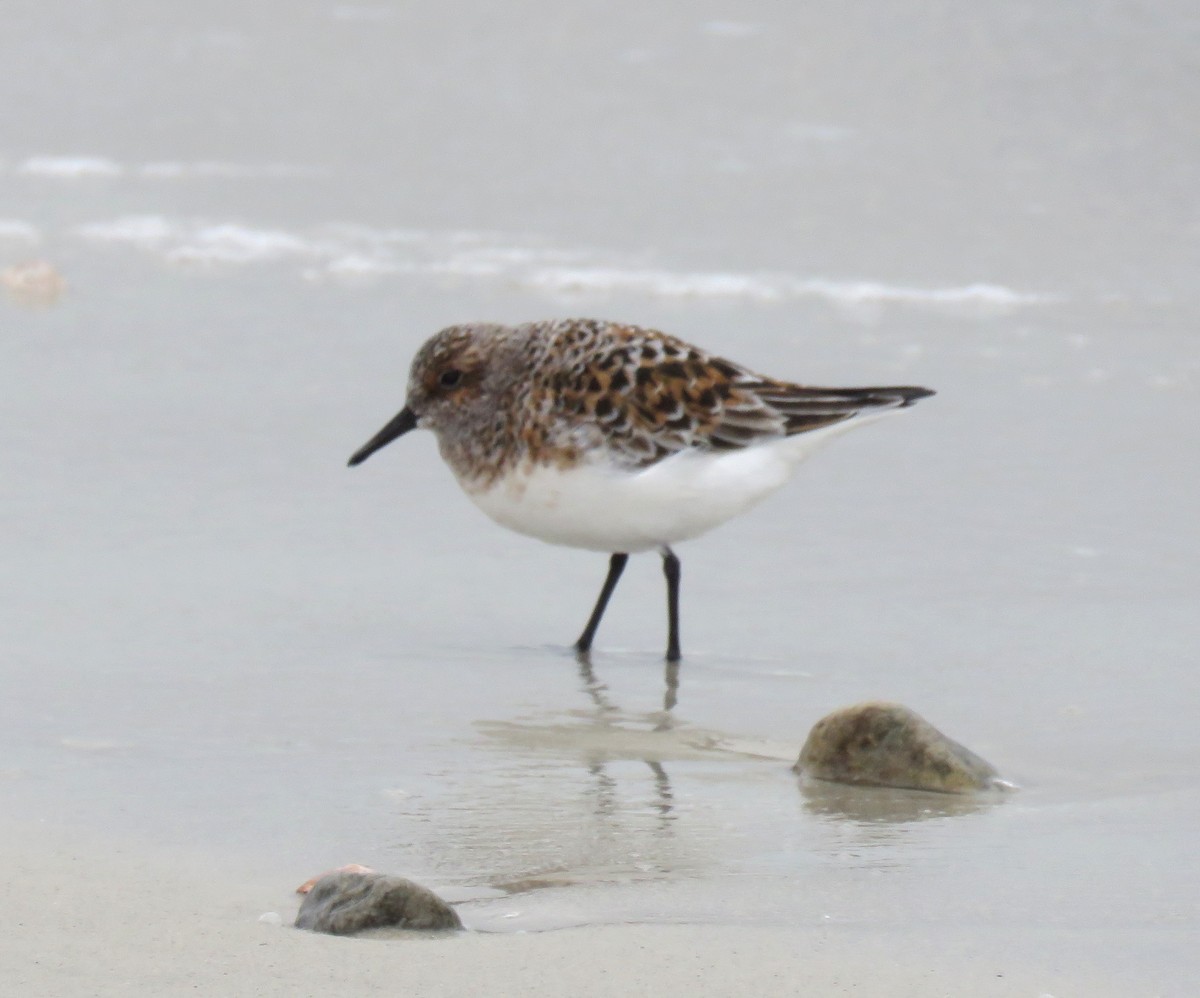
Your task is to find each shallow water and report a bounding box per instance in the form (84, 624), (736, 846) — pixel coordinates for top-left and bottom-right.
(2, 2), (1198, 993)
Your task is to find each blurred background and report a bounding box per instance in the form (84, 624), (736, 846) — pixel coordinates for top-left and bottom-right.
(1, 1), (1197, 985)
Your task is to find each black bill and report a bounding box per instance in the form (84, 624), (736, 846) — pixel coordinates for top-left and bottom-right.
(347, 406), (418, 466)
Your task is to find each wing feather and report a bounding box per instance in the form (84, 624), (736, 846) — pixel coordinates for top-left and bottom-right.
(539, 320), (933, 469)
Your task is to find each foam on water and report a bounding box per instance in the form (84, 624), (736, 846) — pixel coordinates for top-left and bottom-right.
(18, 156), (123, 177)
(526, 267), (785, 301)
(164, 224), (324, 266)
(9, 152), (1046, 311)
(317, 253), (409, 278)
(68, 214), (1054, 313)
(330, 4), (395, 21)
(525, 267), (1054, 311)
(139, 161), (325, 179)
(10, 156), (321, 180)
(75, 215), (177, 247)
(0, 220), (40, 242)
(701, 21), (764, 38)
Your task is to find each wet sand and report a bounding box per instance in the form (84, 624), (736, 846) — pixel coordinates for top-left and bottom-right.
(0, 819), (1144, 998)
(2, 2), (1198, 995)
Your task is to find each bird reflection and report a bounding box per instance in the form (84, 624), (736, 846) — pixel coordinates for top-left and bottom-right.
(661, 660), (680, 715)
(572, 654), (678, 833)
(584, 758), (619, 820)
(646, 760), (674, 823)
(574, 651), (680, 718)
(574, 652), (620, 715)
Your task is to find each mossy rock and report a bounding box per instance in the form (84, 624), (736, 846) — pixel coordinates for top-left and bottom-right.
(795, 701), (1003, 794)
(295, 871), (462, 935)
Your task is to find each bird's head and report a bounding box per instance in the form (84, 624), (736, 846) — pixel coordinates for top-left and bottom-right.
(347, 323), (507, 467)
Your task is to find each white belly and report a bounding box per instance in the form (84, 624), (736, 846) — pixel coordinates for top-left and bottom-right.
(462, 419), (878, 553)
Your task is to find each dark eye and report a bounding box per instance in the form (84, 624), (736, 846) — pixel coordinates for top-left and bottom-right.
(439, 369), (462, 388)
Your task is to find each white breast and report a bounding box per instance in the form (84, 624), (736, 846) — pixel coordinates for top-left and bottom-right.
(460, 416), (886, 553)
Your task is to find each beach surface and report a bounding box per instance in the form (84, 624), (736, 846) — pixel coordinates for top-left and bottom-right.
(0, 820), (1142, 997)
(2, 2), (1197, 995)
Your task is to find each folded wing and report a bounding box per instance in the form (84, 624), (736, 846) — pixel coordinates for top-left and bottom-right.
(549, 322), (934, 468)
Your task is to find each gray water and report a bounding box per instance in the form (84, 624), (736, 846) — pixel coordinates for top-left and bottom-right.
(2, 2), (1198, 991)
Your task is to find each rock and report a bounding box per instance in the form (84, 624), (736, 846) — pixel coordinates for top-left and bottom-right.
(794, 701), (1003, 794)
(295, 871), (462, 935)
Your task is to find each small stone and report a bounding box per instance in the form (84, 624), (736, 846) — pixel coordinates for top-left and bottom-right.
(258, 911), (283, 926)
(295, 871), (462, 935)
(794, 701), (1002, 794)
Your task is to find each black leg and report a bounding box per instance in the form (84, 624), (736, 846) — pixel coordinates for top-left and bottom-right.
(662, 547), (682, 662)
(575, 553), (629, 655)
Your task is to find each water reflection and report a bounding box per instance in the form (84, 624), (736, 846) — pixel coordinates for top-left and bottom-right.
(430, 653), (815, 902)
(572, 657), (678, 834)
(584, 758), (619, 820)
(404, 648), (1021, 923)
(799, 776), (999, 825)
(646, 760), (674, 824)
(573, 652), (680, 717)
(573, 654), (619, 716)
(661, 660), (680, 715)
(444, 657), (704, 894)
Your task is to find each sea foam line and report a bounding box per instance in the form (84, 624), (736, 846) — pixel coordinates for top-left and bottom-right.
(11, 156), (322, 180)
(17, 156), (124, 178)
(70, 214), (1056, 311)
(0, 219), (41, 242)
(523, 266), (1052, 309)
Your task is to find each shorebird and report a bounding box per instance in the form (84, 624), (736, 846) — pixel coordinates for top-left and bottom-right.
(349, 318), (933, 661)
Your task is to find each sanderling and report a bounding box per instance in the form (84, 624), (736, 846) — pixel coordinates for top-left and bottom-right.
(349, 318), (933, 661)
